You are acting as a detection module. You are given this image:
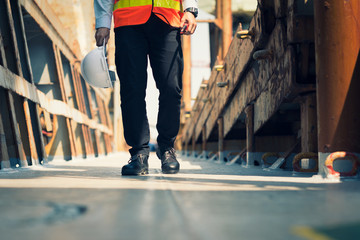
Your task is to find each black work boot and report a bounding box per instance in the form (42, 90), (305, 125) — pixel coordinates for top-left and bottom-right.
(121, 154), (149, 175)
(157, 148), (180, 174)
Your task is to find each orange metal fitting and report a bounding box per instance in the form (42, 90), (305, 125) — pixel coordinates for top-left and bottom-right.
(214, 64), (225, 71)
(325, 152), (359, 177)
(236, 29), (255, 40)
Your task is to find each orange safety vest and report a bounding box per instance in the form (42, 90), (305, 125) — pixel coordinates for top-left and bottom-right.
(113, 0), (183, 28)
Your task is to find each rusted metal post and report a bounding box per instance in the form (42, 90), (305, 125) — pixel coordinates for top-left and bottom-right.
(245, 105), (255, 166)
(182, 35), (191, 113)
(191, 131), (196, 157)
(202, 126), (207, 158)
(222, 0), (232, 57)
(314, 0), (360, 176)
(300, 93), (317, 153)
(218, 117), (224, 162)
(215, 0), (223, 60)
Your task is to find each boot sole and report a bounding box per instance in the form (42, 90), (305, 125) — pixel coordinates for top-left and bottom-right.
(162, 169), (179, 174)
(122, 169), (149, 176)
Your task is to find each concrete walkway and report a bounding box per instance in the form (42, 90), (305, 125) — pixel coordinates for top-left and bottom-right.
(0, 152), (359, 240)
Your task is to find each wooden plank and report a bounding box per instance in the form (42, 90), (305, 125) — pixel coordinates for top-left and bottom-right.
(103, 100), (114, 153)
(23, 99), (39, 164)
(0, 65), (39, 102)
(0, 50), (117, 136)
(0, 37), (10, 166)
(0, 33), (7, 67)
(104, 100), (113, 131)
(0, 12), (27, 166)
(0, 65), (113, 134)
(15, 0), (34, 82)
(53, 44), (77, 157)
(70, 64), (88, 157)
(75, 67), (94, 156)
(86, 85), (101, 156)
(5, 0), (40, 165)
(14, 0), (48, 163)
(7, 92), (28, 166)
(96, 96), (112, 154)
(4, 0), (23, 77)
(0, 113), (11, 169)
(75, 69), (95, 156)
(43, 109), (53, 131)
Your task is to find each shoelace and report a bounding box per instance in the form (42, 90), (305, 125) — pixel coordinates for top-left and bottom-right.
(128, 155), (143, 164)
(164, 148), (176, 160)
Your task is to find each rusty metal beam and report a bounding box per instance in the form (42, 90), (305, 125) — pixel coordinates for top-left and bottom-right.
(218, 117), (224, 162)
(202, 126), (207, 154)
(245, 105), (255, 166)
(191, 130), (196, 156)
(222, 0), (232, 57)
(314, 0), (360, 175)
(215, 0), (223, 60)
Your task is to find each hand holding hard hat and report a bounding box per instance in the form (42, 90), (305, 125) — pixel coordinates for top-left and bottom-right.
(81, 40), (115, 88)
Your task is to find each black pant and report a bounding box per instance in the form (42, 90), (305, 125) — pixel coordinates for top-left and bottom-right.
(115, 14), (183, 156)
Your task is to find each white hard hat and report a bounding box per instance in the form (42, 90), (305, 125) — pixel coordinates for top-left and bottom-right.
(81, 40), (113, 88)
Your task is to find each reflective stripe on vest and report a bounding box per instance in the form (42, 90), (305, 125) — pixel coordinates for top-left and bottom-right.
(113, 0), (182, 28)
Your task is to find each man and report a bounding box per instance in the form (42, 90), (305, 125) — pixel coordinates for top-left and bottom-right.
(94, 0), (198, 175)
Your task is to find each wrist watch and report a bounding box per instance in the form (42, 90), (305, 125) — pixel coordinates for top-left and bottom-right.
(184, 7), (198, 18)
